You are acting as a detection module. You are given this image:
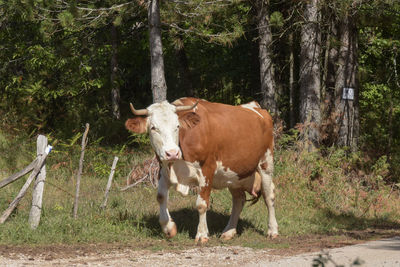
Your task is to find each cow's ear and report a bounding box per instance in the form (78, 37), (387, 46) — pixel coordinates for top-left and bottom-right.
(125, 117), (148, 133)
(179, 112), (201, 129)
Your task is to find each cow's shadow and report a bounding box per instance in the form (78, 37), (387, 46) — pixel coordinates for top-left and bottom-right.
(143, 208), (264, 238)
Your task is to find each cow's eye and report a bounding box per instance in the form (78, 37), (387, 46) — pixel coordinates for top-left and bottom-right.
(151, 126), (157, 131)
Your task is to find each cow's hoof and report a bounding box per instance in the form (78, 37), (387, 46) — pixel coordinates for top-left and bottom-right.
(164, 222), (177, 238)
(220, 229), (237, 241)
(195, 236), (209, 244)
(267, 231), (279, 239)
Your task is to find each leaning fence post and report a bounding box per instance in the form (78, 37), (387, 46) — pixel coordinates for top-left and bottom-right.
(73, 123), (89, 219)
(28, 135), (48, 229)
(0, 144), (51, 224)
(100, 156), (118, 209)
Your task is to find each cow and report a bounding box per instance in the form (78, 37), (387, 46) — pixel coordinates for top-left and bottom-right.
(125, 97), (278, 243)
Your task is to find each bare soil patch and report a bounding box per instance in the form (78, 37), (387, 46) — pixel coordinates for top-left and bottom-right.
(0, 229), (398, 266)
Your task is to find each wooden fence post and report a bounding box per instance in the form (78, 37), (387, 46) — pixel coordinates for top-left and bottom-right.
(28, 135), (48, 229)
(73, 123), (89, 219)
(100, 156), (118, 209)
(0, 144), (50, 224)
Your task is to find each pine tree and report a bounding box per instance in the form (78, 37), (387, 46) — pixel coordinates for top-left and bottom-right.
(299, 0), (322, 149)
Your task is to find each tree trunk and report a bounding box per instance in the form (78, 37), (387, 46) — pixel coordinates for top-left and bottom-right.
(110, 24), (120, 119)
(299, 0), (321, 149)
(334, 8), (359, 150)
(325, 19), (339, 118)
(289, 33), (295, 128)
(257, 0), (277, 115)
(149, 0), (167, 103)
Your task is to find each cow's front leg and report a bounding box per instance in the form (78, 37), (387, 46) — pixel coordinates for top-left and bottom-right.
(195, 165), (215, 244)
(157, 170), (177, 238)
(195, 187), (211, 243)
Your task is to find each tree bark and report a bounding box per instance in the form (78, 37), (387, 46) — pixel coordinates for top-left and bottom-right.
(325, 19), (339, 118)
(334, 8), (359, 150)
(256, 0), (277, 115)
(149, 0), (167, 103)
(299, 0), (322, 149)
(110, 24), (121, 119)
(289, 33), (295, 128)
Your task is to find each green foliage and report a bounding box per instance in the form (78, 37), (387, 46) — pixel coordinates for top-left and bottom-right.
(127, 133), (151, 149)
(0, 0), (400, 181)
(270, 11), (284, 28)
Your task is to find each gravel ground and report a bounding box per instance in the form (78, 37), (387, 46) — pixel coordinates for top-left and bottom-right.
(1, 236), (399, 266)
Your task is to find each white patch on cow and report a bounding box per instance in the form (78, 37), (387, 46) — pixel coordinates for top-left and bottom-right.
(176, 184), (190, 196)
(169, 160), (204, 187)
(258, 149), (274, 173)
(212, 161), (240, 189)
(195, 195), (209, 240)
(241, 102), (264, 119)
(163, 160), (205, 196)
(157, 173), (172, 226)
(257, 148), (278, 237)
(196, 194), (207, 208)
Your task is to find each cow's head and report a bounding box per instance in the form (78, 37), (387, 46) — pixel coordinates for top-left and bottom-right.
(125, 101), (198, 162)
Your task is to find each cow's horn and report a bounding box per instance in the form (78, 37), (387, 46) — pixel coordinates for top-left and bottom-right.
(175, 101), (198, 112)
(130, 103), (148, 116)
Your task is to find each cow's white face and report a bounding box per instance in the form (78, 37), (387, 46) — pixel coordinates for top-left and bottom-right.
(147, 101), (181, 161)
(126, 100), (199, 162)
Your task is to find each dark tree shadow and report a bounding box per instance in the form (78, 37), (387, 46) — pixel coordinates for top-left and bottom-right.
(318, 208), (400, 240)
(142, 208), (264, 239)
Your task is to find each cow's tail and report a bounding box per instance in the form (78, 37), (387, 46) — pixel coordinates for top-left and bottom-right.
(246, 192), (262, 206)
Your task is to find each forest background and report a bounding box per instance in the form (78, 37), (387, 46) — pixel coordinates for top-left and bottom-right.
(0, 0), (399, 183)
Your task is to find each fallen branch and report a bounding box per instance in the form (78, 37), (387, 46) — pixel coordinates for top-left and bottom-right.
(0, 159), (38, 189)
(126, 156), (159, 188)
(120, 175), (148, 191)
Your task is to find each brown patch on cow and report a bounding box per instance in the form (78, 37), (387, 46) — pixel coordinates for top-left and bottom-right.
(260, 161), (268, 170)
(156, 193), (164, 204)
(125, 117), (148, 134)
(196, 203), (207, 213)
(179, 112), (201, 129)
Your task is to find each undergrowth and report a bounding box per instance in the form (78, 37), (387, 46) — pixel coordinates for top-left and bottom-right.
(0, 129), (399, 247)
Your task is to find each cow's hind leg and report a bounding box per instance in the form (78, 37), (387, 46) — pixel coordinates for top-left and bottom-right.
(157, 170), (177, 238)
(221, 188), (245, 240)
(258, 150), (278, 238)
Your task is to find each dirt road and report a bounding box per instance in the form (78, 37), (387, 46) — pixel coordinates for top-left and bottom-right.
(261, 236), (400, 267)
(0, 236), (399, 266)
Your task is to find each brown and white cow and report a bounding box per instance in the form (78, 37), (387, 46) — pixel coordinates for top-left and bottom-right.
(125, 97), (278, 243)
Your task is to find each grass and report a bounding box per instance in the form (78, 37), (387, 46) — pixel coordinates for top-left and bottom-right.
(0, 129), (400, 249)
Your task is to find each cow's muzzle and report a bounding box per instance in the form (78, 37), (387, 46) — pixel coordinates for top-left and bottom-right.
(165, 149), (181, 161)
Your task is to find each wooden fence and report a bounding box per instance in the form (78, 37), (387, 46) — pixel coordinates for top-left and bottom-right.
(0, 135), (51, 228)
(0, 124), (140, 228)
